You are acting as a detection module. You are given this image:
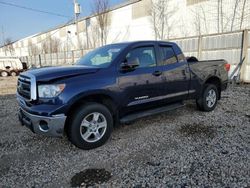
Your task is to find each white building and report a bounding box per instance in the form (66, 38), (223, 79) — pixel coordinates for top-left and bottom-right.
(0, 0), (249, 57)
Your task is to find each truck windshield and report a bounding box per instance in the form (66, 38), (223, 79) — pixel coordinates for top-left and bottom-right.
(76, 44), (127, 68)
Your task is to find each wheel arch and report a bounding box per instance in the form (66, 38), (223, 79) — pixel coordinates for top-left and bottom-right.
(64, 93), (119, 134)
(204, 76), (222, 99)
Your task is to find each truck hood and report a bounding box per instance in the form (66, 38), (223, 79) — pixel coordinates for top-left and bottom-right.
(22, 65), (99, 82)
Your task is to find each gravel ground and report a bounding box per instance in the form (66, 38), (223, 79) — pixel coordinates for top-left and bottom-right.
(0, 77), (18, 95)
(0, 77), (249, 187)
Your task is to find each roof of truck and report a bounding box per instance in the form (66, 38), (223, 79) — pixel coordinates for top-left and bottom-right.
(111, 40), (175, 45)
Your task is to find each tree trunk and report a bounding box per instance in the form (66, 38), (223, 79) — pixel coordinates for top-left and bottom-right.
(231, 0), (240, 31)
(220, 0), (224, 32)
(217, 0), (220, 32)
(240, 0), (247, 29)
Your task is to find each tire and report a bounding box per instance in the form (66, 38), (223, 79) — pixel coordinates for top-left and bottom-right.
(0, 71), (8, 77)
(68, 103), (113, 150)
(10, 71), (17, 76)
(196, 84), (219, 112)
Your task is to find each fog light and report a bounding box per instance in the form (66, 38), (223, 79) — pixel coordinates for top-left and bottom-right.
(39, 120), (49, 132)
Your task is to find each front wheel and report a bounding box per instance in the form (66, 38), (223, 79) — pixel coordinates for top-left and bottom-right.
(196, 84), (218, 112)
(68, 103), (113, 150)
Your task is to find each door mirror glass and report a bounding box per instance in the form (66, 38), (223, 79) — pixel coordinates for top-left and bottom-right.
(120, 57), (140, 72)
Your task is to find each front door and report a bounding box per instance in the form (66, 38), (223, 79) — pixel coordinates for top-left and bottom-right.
(118, 45), (164, 113)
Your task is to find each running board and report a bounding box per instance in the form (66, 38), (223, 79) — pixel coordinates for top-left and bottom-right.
(120, 102), (184, 124)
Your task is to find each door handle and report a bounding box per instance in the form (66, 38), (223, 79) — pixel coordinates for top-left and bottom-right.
(152, 70), (162, 76)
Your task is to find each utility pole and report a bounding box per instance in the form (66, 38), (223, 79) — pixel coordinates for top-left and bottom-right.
(73, 0), (81, 50)
(85, 18), (90, 49)
(1, 26), (7, 56)
(1, 26), (4, 46)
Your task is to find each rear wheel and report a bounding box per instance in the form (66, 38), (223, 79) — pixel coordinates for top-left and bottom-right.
(0, 71), (8, 77)
(10, 71), (17, 76)
(196, 84), (218, 112)
(68, 103), (113, 150)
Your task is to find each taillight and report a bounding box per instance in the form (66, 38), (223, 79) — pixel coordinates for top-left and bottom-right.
(224, 63), (230, 72)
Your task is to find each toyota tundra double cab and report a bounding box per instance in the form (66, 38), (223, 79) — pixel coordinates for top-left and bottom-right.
(17, 41), (230, 149)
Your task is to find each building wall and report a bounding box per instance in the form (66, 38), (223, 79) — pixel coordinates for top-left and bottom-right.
(0, 0), (249, 57)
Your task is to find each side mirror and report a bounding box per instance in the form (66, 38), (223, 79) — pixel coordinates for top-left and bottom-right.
(120, 58), (140, 72)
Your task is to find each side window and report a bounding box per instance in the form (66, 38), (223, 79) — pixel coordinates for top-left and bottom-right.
(160, 46), (178, 65)
(177, 54), (186, 62)
(126, 46), (156, 68)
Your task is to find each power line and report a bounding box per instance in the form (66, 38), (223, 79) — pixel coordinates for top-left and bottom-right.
(0, 1), (70, 18)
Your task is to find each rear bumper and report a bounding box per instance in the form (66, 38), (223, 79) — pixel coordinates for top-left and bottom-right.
(18, 107), (66, 137)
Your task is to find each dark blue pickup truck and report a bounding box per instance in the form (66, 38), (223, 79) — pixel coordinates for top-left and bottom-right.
(17, 41), (230, 149)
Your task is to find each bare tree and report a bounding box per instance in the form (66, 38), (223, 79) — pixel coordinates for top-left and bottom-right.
(220, 0), (224, 32)
(89, 23), (100, 49)
(149, 0), (177, 40)
(42, 41), (49, 54)
(111, 25), (130, 43)
(217, 0), (220, 33)
(51, 37), (60, 53)
(190, 4), (209, 36)
(28, 41), (39, 56)
(215, 0), (249, 32)
(231, 0), (240, 31)
(41, 36), (60, 54)
(193, 10), (202, 36)
(93, 0), (110, 46)
(215, 0), (224, 32)
(4, 38), (14, 56)
(240, 0), (247, 29)
(179, 17), (190, 37)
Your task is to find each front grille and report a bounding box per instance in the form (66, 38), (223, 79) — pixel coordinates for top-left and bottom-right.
(18, 75), (31, 99)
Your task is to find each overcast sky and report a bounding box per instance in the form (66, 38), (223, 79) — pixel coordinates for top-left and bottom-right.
(0, 0), (125, 44)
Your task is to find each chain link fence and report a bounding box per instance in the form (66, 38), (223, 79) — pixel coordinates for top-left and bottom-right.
(20, 49), (92, 68)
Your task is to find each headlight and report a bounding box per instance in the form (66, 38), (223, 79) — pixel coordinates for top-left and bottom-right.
(38, 84), (65, 98)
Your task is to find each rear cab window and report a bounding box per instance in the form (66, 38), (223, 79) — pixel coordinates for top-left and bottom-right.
(159, 45), (178, 65)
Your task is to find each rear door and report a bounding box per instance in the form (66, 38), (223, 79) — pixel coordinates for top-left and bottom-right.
(157, 44), (190, 102)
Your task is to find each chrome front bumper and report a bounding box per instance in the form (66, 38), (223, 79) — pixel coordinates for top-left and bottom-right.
(18, 108), (66, 137)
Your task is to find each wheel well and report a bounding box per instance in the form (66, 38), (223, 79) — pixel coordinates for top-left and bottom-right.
(205, 77), (221, 99)
(64, 94), (118, 134)
(10, 70), (18, 73)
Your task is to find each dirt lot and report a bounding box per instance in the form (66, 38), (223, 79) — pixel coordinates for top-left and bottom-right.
(0, 77), (249, 187)
(0, 77), (18, 95)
